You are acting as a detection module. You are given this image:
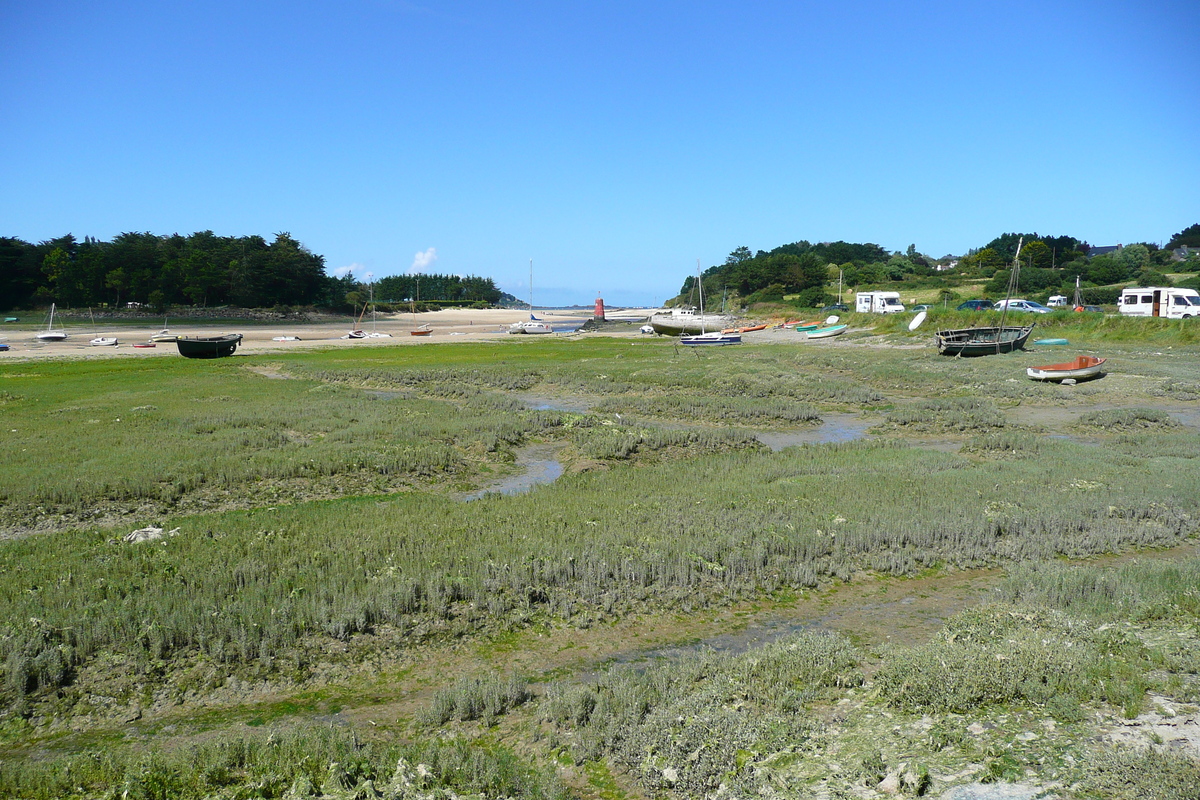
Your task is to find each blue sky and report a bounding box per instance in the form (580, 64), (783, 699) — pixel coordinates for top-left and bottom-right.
(2, 1), (1197, 306)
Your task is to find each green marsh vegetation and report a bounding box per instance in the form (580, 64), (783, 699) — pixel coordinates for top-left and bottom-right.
(2, 333), (1200, 797)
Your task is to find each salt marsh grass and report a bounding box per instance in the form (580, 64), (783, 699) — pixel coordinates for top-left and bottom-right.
(4, 337), (1200, 796)
(0, 724), (562, 800)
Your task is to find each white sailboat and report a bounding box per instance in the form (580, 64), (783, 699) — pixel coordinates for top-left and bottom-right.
(89, 310), (118, 346)
(36, 303), (68, 341)
(508, 259), (553, 334)
(363, 274), (392, 338)
(680, 262), (740, 346)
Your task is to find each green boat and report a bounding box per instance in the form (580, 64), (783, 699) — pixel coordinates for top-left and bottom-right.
(3, 317), (17, 323)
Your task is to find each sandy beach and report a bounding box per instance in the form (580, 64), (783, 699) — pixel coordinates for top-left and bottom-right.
(0, 308), (660, 360)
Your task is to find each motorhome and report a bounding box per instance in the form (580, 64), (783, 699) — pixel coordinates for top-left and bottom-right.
(1118, 287), (1200, 319)
(855, 291), (905, 314)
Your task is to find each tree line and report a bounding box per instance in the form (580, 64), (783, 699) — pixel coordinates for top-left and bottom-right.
(373, 273), (501, 306)
(0, 232), (503, 312)
(679, 223), (1200, 307)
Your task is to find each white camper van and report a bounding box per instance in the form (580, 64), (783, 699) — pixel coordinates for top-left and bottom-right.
(855, 291), (905, 314)
(1118, 287), (1200, 319)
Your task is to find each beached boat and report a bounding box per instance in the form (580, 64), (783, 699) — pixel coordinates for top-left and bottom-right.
(133, 342), (155, 348)
(678, 260), (741, 346)
(805, 323), (848, 339)
(0, 343), (10, 352)
(36, 304), (68, 341)
(150, 330), (178, 342)
(680, 330), (741, 346)
(937, 239), (1036, 357)
(508, 259), (555, 334)
(89, 337), (118, 347)
(175, 333), (242, 359)
(4, 317), (19, 323)
(935, 324), (1035, 356)
(410, 324), (433, 336)
(783, 319), (821, 331)
(271, 336), (301, 341)
(1027, 355), (1106, 382)
(649, 307), (732, 335)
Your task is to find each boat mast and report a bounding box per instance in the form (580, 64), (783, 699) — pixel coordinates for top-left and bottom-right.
(996, 237), (1023, 351)
(529, 258), (534, 319)
(697, 259), (705, 334)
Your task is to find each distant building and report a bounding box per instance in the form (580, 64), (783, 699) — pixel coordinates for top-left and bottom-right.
(1173, 246), (1199, 261)
(935, 260), (958, 272)
(1086, 244), (1121, 257)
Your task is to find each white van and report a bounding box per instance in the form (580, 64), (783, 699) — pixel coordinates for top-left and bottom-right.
(1118, 287), (1200, 319)
(1047, 295), (1068, 307)
(855, 291), (905, 314)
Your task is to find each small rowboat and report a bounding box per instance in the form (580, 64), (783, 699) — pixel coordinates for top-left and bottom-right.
(90, 337), (118, 347)
(1032, 338), (1069, 346)
(804, 323), (847, 339)
(1027, 355), (1105, 382)
(0, 343), (10, 352)
(176, 333), (242, 359)
(272, 336), (301, 341)
(133, 342), (156, 348)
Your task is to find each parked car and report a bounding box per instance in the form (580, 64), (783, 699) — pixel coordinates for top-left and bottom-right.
(994, 299), (1053, 314)
(821, 303), (849, 313)
(910, 304), (933, 313)
(956, 299), (994, 311)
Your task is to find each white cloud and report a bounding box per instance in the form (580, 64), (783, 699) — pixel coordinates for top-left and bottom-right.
(409, 247), (437, 274)
(332, 263), (365, 278)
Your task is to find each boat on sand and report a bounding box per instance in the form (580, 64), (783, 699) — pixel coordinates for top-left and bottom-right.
(175, 333), (243, 359)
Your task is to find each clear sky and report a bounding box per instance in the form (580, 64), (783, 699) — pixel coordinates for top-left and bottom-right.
(2, 1), (1197, 306)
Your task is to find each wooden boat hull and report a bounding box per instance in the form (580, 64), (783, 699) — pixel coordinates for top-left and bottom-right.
(935, 324), (1034, 356)
(175, 334), (242, 359)
(1027, 356), (1105, 381)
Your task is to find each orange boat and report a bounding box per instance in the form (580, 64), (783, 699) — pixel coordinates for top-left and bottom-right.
(722, 323), (769, 334)
(1026, 355), (1105, 381)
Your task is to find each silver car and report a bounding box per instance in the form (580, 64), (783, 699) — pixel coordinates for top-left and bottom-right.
(993, 299), (1053, 314)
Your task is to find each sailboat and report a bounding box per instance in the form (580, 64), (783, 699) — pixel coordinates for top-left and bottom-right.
(935, 238), (1034, 356)
(88, 310), (118, 346)
(150, 315), (177, 342)
(508, 259), (553, 334)
(36, 303), (68, 341)
(363, 277), (392, 338)
(680, 262), (740, 346)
